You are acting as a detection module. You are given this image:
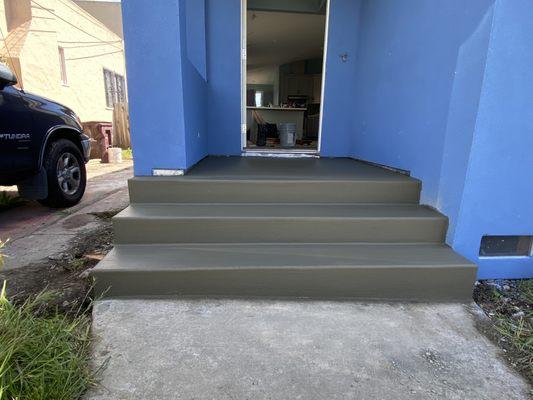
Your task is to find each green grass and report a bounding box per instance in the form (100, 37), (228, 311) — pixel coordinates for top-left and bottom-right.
(121, 148), (133, 160)
(0, 192), (26, 212)
(0, 240), (4, 267)
(476, 280), (533, 381)
(492, 281), (533, 376)
(0, 241), (95, 400)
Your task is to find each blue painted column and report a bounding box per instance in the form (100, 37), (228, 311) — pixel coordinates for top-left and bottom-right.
(122, 0), (207, 175)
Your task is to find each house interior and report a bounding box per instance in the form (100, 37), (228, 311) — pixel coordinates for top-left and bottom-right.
(245, 1), (327, 152)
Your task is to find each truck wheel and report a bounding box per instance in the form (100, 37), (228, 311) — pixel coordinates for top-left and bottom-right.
(38, 139), (87, 208)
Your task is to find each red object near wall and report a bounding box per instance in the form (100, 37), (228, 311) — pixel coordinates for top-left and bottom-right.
(82, 122), (114, 161)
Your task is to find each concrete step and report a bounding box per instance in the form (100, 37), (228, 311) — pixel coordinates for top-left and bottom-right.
(91, 243), (476, 301)
(128, 176), (421, 204)
(113, 204), (448, 244)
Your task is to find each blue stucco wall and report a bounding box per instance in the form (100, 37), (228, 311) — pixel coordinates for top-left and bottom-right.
(181, 0), (208, 167)
(122, 0), (531, 278)
(185, 0), (207, 80)
(122, 0), (188, 175)
(348, 0), (495, 206)
(320, 0), (362, 157)
(437, 7), (494, 244)
(205, 0), (242, 156)
(451, 0), (533, 279)
(341, 0), (532, 278)
(122, 0), (210, 173)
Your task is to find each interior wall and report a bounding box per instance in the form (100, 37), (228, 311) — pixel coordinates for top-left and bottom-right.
(451, 0), (533, 279)
(247, 65), (279, 105)
(247, 84), (274, 106)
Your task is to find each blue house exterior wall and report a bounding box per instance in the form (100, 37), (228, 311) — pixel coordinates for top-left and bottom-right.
(205, 0), (242, 157)
(121, 0), (532, 279)
(451, 0), (533, 279)
(344, 0), (495, 206)
(122, 0), (188, 175)
(181, 0), (208, 168)
(437, 7), (494, 248)
(319, 0), (362, 157)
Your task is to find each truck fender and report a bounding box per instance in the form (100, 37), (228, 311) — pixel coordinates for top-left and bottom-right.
(39, 125), (83, 168)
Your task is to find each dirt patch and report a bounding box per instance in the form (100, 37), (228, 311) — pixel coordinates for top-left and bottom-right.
(61, 213), (99, 229)
(0, 212), (117, 315)
(474, 279), (533, 384)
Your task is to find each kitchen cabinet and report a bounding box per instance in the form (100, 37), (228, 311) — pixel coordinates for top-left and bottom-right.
(280, 74), (321, 103)
(312, 74), (322, 104)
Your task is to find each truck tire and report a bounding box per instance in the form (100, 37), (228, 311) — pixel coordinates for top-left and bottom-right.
(38, 139), (87, 208)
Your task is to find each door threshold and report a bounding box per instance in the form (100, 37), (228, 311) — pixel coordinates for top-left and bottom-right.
(243, 149), (319, 158)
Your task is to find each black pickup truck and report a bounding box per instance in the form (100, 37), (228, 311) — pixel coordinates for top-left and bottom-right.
(0, 63), (90, 207)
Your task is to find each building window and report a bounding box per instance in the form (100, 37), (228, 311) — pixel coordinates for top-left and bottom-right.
(104, 68), (126, 107)
(58, 47), (68, 85)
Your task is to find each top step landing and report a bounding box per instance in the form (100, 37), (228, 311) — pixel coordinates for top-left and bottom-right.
(129, 157), (421, 204)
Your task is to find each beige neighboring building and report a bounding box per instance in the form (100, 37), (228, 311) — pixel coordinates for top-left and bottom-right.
(0, 0), (126, 122)
(73, 0), (122, 39)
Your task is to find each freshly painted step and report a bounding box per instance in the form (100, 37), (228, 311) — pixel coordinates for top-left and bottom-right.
(91, 243), (476, 301)
(128, 177), (421, 204)
(129, 157), (420, 204)
(91, 156), (476, 301)
(113, 204), (448, 244)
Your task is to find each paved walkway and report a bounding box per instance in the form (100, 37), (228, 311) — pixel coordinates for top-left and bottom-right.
(86, 299), (531, 400)
(0, 161), (133, 270)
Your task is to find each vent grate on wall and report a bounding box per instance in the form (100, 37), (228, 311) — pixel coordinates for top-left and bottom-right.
(479, 235), (533, 257)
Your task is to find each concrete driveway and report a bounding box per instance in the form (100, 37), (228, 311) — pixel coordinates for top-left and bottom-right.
(0, 160), (133, 270)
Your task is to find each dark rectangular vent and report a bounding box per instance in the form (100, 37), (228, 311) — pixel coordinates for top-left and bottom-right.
(479, 235), (533, 257)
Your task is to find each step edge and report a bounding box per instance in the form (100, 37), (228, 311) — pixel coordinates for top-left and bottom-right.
(128, 177), (421, 184)
(92, 264), (477, 273)
(113, 215), (448, 221)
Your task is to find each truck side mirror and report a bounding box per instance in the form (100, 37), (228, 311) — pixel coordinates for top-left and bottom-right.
(0, 63), (17, 90)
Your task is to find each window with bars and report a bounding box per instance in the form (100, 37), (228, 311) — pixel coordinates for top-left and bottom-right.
(58, 47), (68, 85)
(103, 68), (126, 107)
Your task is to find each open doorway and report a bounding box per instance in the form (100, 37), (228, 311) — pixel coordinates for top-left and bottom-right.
(242, 0), (329, 153)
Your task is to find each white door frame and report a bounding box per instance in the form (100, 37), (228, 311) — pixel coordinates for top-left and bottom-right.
(240, 0), (331, 154)
(240, 0), (248, 150)
(316, 0), (330, 154)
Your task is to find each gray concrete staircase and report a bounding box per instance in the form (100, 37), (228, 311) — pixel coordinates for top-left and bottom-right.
(91, 157), (477, 301)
